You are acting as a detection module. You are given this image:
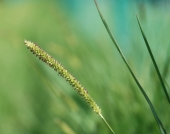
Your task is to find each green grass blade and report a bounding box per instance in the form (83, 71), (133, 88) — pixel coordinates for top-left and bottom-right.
(94, 0), (167, 133)
(164, 79), (170, 93)
(136, 15), (170, 104)
(99, 114), (115, 134)
(162, 46), (170, 79)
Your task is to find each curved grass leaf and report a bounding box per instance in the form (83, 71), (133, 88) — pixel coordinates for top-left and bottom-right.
(162, 45), (170, 79)
(164, 79), (170, 93)
(93, 0), (167, 133)
(136, 16), (170, 104)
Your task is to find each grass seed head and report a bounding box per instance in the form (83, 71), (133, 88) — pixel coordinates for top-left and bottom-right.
(24, 40), (101, 114)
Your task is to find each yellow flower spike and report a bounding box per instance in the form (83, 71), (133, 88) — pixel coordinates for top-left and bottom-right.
(24, 40), (101, 115)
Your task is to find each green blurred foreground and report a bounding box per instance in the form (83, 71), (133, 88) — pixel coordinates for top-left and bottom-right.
(0, 1), (170, 134)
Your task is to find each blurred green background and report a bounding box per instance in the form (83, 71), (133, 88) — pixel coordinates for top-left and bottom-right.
(0, 0), (170, 134)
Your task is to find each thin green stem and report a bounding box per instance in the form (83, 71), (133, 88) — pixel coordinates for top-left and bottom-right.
(99, 113), (115, 134)
(25, 40), (116, 134)
(164, 79), (170, 93)
(136, 15), (170, 104)
(93, 0), (167, 134)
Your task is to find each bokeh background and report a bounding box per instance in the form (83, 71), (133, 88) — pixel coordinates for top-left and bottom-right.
(0, 0), (170, 134)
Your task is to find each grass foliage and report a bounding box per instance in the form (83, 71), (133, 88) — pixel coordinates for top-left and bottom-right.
(0, 1), (170, 134)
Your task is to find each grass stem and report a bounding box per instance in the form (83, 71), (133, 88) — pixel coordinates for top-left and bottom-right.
(24, 40), (116, 134)
(93, 0), (167, 134)
(136, 15), (170, 104)
(99, 113), (115, 134)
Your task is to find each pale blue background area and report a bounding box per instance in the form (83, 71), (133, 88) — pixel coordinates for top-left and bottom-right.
(2, 0), (169, 48)
(58, 0), (169, 48)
